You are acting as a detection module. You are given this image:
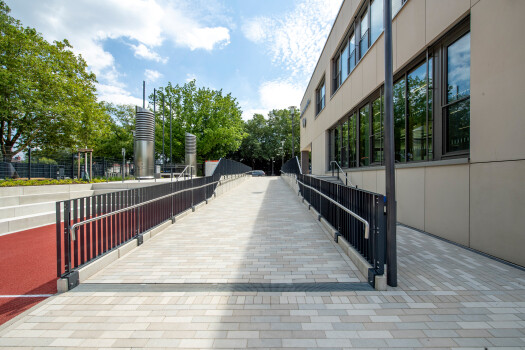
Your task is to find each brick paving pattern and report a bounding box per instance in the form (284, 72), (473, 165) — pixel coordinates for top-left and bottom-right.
(1, 177), (524, 349)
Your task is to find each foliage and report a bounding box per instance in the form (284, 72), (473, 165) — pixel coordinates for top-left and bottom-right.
(151, 80), (246, 163)
(92, 103), (135, 159)
(0, 176), (136, 187)
(230, 108), (300, 173)
(0, 1), (109, 162)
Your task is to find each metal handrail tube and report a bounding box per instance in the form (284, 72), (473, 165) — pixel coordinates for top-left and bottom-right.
(329, 161), (354, 187)
(177, 165), (194, 180)
(70, 179), (220, 240)
(294, 175), (369, 239)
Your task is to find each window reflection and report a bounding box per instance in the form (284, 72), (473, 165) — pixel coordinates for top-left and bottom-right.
(342, 120), (349, 167)
(372, 96), (383, 164)
(349, 114), (357, 168)
(446, 32), (470, 152)
(370, 0), (383, 44)
(407, 63), (428, 161)
(359, 105), (370, 166)
(360, 9), (369, 58)
(341, 43), (349, 80)
(393, 79), (406, 162)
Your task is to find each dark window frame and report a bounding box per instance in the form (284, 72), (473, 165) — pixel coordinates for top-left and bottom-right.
(315, 76), (326, 117)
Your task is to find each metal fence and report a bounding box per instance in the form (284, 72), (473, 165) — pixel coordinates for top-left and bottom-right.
(281, 156), (302, 176)
(212, 158), (252, 177)
(56, 158), (251, 290)
(281, 158), (386, 287)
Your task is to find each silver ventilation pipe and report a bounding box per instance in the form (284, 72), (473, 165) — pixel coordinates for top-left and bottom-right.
(185, 132), (197, 174)
(134, 106), (155, 179)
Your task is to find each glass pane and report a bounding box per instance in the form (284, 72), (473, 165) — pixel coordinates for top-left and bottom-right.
(393, 79), (406, 162)
(340, 43), (348, 80)
(349, 114), (357, 168)
(342, 120), (349, 167)
(350, 50), (356, 72)
(446, 99), (470, 152)
(407, 62), (427, 162)
(392, 0), (403, 18)
(320, 83), (325, 110)
(335, 125), (341, 163)
(447, 33), (470, 103)
(428, 57), (433, 160)
(361, 9), (369, 34)
(359, 105), (370, 166)
(360, 30), (369, 59)
(370, 0), (383, 44)
(329, 129), (335, 162)
(372, 96), (383, 164)
(335, 56), (341, 88)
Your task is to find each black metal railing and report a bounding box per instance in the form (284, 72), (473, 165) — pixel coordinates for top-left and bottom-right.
(212, 158), (252, 177)
(281, 156), (302, 176)
(281, 160), (386, 287)
(56, 158), (251, 289)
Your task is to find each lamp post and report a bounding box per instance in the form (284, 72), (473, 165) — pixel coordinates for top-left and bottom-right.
(288, 106), (297, 158)
(281, 140), (285, 166)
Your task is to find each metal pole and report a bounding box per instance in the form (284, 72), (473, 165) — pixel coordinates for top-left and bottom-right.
(162, 94), (165, 173)
(384, 0), (397, 287)
(143, 81), (146, 109)
(170, 98), (173, 174)
(28, 146), (31, 180)
(153, 88), (156, 172)
(291, 109), (295, 158)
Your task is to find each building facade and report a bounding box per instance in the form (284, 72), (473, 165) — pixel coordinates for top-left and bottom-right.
(299, 0), (525, 267)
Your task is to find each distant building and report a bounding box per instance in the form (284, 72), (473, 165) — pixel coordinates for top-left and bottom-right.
(299, 0), (525, 267)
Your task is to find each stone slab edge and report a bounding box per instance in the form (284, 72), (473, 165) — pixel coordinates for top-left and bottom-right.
(279, 176), (386, 291)
(57, 174), (247, 293)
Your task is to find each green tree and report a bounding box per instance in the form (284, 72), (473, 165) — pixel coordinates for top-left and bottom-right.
(92, 103), (135, 160)
(151, 80), (246, 163)
(0, 1), (108, 162)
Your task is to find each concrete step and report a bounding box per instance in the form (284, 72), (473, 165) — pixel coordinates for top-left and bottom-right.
(0, 190), (94, 208)
(0, 184), (92, 198)
(0, 211), (56, 236)
(0, 201), (57, 220)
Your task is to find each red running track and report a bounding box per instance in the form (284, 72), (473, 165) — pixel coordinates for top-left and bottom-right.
(0, 224), (57, 325)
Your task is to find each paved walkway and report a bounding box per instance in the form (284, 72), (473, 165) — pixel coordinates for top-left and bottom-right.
(1, 177), (525, 349)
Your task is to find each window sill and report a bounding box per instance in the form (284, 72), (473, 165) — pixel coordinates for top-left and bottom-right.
(341, 157), (469, 172)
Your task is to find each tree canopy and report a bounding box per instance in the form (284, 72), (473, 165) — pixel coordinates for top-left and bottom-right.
(151, 80), (246, 163)
(0, 1), (108, 161)
(230, 108), (300, 173)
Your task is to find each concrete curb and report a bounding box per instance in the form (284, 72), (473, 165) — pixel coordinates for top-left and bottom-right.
(280, 176), (386, 291)
(57, 174), (248, 293)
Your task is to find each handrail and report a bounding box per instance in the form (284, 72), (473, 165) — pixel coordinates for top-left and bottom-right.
(293, 174), (369, 239)
(295, 156), (302, 175)
(176, 165), (194, 181)
(330, 161), (354, 187)
(69, 179), (220, 240)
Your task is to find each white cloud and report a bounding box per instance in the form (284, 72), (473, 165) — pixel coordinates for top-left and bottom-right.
(145, 69), (162, 83)
(97, 84), (144, 106)
(185, 73), (197, 82)
(7, 0), (231, 102)
(242, 0), (341, 78)
(131, 43), (168, 63)
(240, 80), (303, 121)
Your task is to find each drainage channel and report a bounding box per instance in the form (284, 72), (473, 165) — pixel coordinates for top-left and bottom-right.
(73, 282), (373, 293)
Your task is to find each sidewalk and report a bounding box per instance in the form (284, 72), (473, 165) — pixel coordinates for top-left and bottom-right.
(1, 177), (524, 349)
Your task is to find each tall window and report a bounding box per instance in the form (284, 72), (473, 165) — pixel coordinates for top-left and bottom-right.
(341, 42), (349, 81)
(335, 125), (341, 163)
(349, 33), (356, 72)
(342, 120), (349, 167)
(445, 33), (470, 153)
(407, 61), (430, 161)
(359, 105), (370, 166)
(349, 114), (357, 168)
(333, 55), (341, 92)
(316, 78), (325, 115)
(370, 0), (383, 44)
(371, 95), (383, 164)
(359, 7), (369, 59)
(393, 79), (406, 162)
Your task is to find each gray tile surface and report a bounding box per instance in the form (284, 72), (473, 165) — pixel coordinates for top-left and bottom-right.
(1, 177), (525, 349)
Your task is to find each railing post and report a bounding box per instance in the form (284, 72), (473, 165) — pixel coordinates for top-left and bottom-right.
(64, 201), (71, 275)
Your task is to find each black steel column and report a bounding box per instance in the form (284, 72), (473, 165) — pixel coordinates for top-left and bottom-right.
(162, 94), (165, 172)
(384, 0), (397, 287)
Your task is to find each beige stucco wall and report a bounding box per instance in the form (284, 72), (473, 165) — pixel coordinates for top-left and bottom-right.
(470, 160), (525, 267)
(300, 0), (525, 267)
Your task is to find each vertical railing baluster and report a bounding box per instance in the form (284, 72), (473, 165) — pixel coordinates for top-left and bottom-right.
(73, 199), (78, 268)
(64, 201), (71, 276)
(80, 198), (85, 264)
(56, 202), (62, 277)
(86, 197), (91, 261)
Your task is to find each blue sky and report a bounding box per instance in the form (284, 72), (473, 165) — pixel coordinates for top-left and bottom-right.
(7, 0), (341, 120)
